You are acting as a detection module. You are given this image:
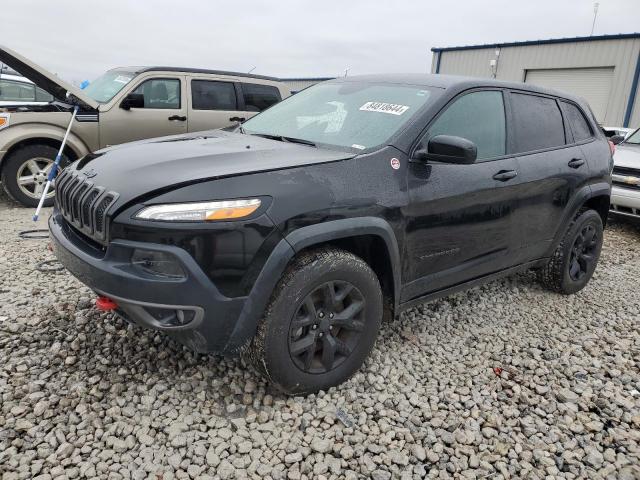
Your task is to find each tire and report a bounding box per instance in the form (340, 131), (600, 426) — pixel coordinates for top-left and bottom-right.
(538, 209), (604, 295)
(1, 145), (69, 207)
(246, 248), (383, 395)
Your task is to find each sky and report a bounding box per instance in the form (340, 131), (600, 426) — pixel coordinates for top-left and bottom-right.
(2, 0), (640, 84)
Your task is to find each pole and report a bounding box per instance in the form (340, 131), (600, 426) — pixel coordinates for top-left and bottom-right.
(32, 106), (78, 221)
(590, 2), (599, 36)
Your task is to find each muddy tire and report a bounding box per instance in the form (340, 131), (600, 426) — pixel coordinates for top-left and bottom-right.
(246, 248), (383, 395)
(538, 209), (603, 295)
(1, 145), (69, 208)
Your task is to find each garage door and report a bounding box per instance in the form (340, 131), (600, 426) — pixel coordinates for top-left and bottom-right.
(525, 67), (614, 122)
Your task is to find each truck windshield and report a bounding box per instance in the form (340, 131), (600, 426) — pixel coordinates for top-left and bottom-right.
(83, 70), (137, 103)
(242, 82), (437, 151)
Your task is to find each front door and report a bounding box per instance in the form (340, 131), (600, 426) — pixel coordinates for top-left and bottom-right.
(403, 89), (520, 301)
(99, 76), (187, 147)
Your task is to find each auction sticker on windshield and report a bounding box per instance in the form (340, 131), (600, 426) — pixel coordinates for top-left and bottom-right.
(359, 102), (409, 115)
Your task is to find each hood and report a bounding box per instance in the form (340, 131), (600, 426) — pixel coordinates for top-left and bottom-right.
(71, 130), (356, 208)
(614, 143), (640, 170)
(0, 45), (99, 110)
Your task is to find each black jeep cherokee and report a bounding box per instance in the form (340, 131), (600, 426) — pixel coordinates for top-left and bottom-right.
(50, 74), (612, 394)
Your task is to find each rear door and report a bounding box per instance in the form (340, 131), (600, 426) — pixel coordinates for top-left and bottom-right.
(100, 76), (187, 147)
(508, 91), (589, 262)
(187, 77), (242, 132)
(404, 89), (520, 300)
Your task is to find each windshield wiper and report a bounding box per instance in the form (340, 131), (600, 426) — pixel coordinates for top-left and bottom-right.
(250, 133), (317, 147)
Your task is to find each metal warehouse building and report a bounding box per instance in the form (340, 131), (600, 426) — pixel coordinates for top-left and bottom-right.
(431, 33), (640, 128)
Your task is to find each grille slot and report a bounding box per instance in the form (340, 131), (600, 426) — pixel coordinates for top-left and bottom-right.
(56, 172), (118, 243)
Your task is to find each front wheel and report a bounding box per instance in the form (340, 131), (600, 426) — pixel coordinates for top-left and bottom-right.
(1, 145), (69, 207)
(246, 248), (383, 395)
(538, 209), (604, 294)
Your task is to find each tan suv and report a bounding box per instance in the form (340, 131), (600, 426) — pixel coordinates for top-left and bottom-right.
(0, 46), (290, 206)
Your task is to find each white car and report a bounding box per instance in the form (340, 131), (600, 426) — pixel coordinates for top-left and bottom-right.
(0, 72), (54, 106)
(610, 128), (640, 220)
(602, 126), (635, 140)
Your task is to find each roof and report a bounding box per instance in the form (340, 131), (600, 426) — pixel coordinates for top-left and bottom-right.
(329, 73), (589, 103)
(0, 73), (33, 84)
(432, 32), (640, 52)
(112, 66), (281, 82)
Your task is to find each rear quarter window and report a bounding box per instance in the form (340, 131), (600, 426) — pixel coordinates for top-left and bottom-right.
(510, 92), (565, 153)
(560, 101), (593, 142)
(241, 83), (281, 112)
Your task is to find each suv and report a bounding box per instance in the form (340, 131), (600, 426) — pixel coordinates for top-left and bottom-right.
(0, 46), (289, 206)
(0, 70), (54, 106)
(49, 74), (612, 394)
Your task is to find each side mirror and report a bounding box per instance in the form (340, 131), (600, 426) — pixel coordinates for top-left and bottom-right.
(120, 93), (144, 110)
(414, 135), (478, 164)
(610, 134), (625, 145)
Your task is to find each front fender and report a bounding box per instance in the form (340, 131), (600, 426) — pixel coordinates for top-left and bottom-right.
(0, 122), (92, 165)
(223, 217), (401, 353)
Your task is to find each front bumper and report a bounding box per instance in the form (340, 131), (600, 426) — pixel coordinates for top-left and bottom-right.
(610, 185), (640, 219)
(49, 212), (247, 353)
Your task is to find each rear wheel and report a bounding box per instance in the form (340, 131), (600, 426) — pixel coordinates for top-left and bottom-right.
(538, 209), (603, 294)
(246, 248), (383, 395)
(1, 145), (69, 207)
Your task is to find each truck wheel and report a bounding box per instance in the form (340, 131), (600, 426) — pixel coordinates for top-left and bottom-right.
(538, 209), (603, 295)
(247, 248), (383, 395)
(1, 145), (69, 208)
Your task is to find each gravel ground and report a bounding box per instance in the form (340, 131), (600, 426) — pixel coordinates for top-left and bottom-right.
(1, 195), (639, 480)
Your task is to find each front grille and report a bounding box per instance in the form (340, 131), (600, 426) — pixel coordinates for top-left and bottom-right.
(54, 169), (118, 243)
(612, 166), (640, 192)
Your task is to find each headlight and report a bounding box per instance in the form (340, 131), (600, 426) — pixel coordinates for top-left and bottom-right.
(134, 198), (261, 221)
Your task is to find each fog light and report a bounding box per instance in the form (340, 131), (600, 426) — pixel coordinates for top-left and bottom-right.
(131, 249), (185, 279)
(145, 306), (196, 327)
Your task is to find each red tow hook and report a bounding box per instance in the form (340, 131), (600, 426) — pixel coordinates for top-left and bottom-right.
(96, 296), (118, 311)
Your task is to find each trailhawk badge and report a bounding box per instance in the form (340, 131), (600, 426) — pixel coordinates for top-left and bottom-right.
(390, 158), (401, 170)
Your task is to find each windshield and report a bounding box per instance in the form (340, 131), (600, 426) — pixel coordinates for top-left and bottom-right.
(242, 82), (436, 150)
(83, 70), (137, 103)
(625, 128), (640, 145)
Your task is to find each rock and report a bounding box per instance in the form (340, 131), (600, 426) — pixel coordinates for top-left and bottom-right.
(310, 438), (332, 454)
(557, 388), (579, 403)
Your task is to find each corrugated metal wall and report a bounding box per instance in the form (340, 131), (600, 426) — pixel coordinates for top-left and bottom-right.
(432, 38), (640, 127)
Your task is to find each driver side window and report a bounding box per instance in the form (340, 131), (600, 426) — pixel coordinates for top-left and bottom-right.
(131, 78), (181, 109)
(423, 90), (506, 160)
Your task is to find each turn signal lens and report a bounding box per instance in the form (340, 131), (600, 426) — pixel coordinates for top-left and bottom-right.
(0, 114), (9, 130)
(135, 199), (261, 222)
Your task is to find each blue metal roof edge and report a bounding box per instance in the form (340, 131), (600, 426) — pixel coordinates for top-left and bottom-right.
(431, 33), (640, 52)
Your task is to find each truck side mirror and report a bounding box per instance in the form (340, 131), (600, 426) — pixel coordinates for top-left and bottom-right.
(120, 93), (144, 110)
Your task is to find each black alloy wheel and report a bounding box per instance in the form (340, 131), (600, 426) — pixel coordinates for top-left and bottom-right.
(288, 280), (365, 374)
(568, 223), (599, 281)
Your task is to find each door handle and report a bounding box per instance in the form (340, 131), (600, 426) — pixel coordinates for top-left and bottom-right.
(230, 116), (246, 122)
(568, 158), (585, 169)
(168, 115), (187, 121)
(493, 170), (518, 181)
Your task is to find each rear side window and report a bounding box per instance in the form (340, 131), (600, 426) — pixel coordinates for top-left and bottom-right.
(132, 78), (181, 109)
(510, 93), (565, 152)
(192, 80), (237, 110)
(241, 83), (281, 112)
(560, 101), (593, 142)
(424, 90), (506, 160)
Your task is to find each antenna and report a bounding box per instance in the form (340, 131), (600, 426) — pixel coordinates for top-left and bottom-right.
(248, 66), (256, 74)
(590, 2), (599, 36)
